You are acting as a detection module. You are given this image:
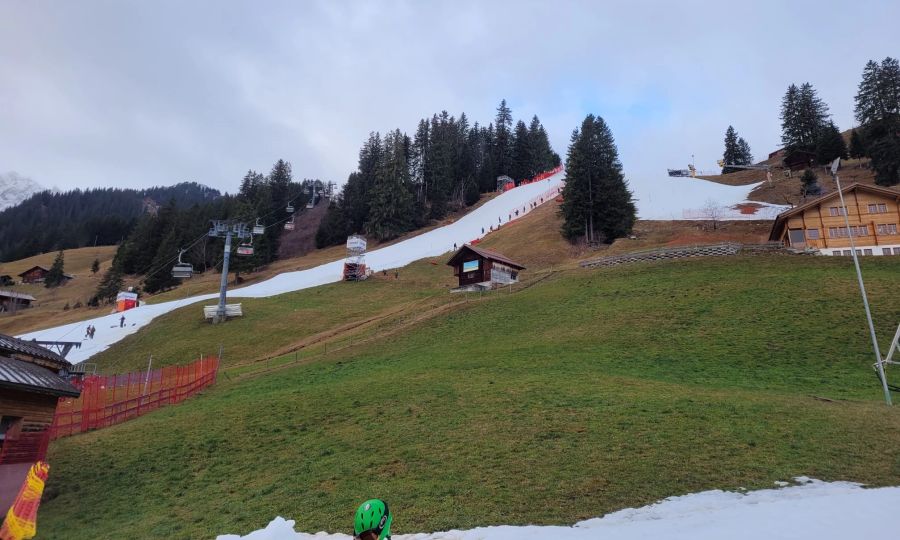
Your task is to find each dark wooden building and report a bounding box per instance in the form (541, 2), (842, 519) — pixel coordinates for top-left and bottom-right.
(17, 265), (73, 284)
(446, 245), (526, 290)
(782, 148), (816, 171)
(0, 291), (35, 312)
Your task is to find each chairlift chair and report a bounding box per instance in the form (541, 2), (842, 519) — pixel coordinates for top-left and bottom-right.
(252, 218), (265, 235)
(236, 236), (254, 256)
(284, 216), (295, 231)
(171, 249), (194, 279)
(286, 203), (295, 213)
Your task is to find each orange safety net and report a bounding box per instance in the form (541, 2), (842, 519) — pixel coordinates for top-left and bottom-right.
(0, 461), (50, 540)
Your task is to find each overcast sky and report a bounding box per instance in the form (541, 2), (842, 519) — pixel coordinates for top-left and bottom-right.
(2, 0), (898, 195)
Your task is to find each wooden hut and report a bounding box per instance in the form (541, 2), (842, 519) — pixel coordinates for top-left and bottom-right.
(17, 266), (73, 285)
(446, 245), (525, 290)
(0, 291), (35, 312)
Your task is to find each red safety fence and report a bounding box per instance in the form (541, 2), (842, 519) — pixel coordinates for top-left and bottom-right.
(0, 431), (50, 466)
(49, 357), (219, 440)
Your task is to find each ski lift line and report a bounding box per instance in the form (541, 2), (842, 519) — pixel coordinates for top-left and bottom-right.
(137, 231), (210, 286)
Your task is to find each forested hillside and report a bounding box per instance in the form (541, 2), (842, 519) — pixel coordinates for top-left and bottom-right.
(316, 99), (561, 246)
(0, 182), (220, 262)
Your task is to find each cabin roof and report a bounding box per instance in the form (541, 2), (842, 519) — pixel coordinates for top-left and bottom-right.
(0, 333), (69, 367)
(446, 244), (526, 270)
(0, 355), (81, 397)
(0, 291), (36, 301)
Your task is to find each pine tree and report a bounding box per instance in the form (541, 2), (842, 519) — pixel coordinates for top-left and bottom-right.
(721, 126), (744, 174)
(365, 130), (416, 241)
(781, 83), (830, 151)
(493, 99), (514, 176)
(560, 115), (636, 243)
(45, 250), (66, 288)
(91, 257), (100, 274)
(849, 129), (866, 159)
(737, 137), (753, 165)
(800, 169), (821, 197)
(854, 57), (900, 185)
(511, 120), (532, 181)
(94, 266), (124, 304)
(780, 84), (801, 149)
(815, 121), (848, 165)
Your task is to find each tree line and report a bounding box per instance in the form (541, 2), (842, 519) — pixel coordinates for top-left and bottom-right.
(315, 100), (561, 246)
(92, 160), (314, 303)
(0, 182), (219, 262)
(722, 56), (900, 187)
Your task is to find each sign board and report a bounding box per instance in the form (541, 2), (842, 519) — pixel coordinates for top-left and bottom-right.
(462, 260), (479, 273)
(346, 235), (367, 251)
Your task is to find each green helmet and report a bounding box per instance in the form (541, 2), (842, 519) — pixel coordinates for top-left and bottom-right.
(354, 499), (392, 540)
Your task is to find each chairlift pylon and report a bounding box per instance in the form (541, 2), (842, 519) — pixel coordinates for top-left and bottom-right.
(171, 249), (194, 279)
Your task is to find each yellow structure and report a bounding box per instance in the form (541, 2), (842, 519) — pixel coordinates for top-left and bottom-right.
(769, 183), (900, 256)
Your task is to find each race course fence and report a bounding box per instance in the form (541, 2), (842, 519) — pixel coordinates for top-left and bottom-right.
(50, 357), (219, 440)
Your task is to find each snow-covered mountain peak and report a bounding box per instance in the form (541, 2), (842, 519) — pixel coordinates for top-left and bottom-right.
(0, 171), (45, 211)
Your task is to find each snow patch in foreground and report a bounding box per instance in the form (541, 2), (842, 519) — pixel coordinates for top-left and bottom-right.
(216, 478), (900, 539)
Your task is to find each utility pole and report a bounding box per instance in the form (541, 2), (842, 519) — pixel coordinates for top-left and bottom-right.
(208, 220), (250, 324)
(831, 158), (892, 406)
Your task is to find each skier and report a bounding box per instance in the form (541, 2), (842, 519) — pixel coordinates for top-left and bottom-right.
(354, 499), (392, 540)
(119, 315), (125, 328)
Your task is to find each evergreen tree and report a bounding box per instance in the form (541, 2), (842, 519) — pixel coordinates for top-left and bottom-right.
(365, 130), (416, 241)
(781, 82), (830, 151)
(511, 120), (532, 181)
(849, 129), (867, 159)
(800, 169), (821, 197)
(94, 266), (124, 304)
(560, 115), (636, 243)
(815, 121), (848, 165)
(854, 57), (900, 185)
(44, 250), (66, 288)
(91, 257), (100, 274)
(493, 99), (514, 176)
(721, 126), (746, 174)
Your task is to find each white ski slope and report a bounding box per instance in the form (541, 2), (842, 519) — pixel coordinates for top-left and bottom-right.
(19, 173), (566, 364)
(19, 172), (779, 364)
(217, 478), (900, 540)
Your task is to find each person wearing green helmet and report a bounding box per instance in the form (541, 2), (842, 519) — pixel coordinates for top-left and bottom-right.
(353, 499), (392, 540)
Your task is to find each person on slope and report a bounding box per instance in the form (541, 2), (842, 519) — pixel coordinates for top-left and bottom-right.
(354, 499), (392, 540)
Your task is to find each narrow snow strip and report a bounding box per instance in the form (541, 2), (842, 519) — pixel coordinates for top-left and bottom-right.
(216, 479), (900, 540)
(19, 173), (565, 364)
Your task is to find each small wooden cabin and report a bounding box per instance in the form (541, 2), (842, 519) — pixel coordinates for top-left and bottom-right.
(782, 148), (816, 172)
(769, 183), (900, 256)
(0, 291), (35, 312)
(17, 266), (74, 284)
(446, 245), (525, 290)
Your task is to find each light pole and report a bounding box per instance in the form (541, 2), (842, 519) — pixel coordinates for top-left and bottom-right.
(831, 158), (892, 405)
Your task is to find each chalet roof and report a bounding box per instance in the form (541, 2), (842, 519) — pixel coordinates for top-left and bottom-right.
(0, 291), (36, 301)
(446, 244), (526, 270)
(0, 355), (80, 397)
(16, 265), (73, 279)
(18, 265), (50, 276)
(0, 333), (68, 367)
(769, 183), (900, 240)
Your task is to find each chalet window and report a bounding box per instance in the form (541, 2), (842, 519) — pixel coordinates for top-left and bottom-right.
(829, 206), (847, 216)
(832, 225), (869, 237)
(833, 251), (842, 256)
(864, 249), (873, 256)
(894, 248), (900, 255)
(884, 248), (893, 255)
(843, 250), (852, 256)
(0, 416), (23, 442)
(806, 228), (820, 239)
(876, 223), (898, 235)
(788, 229), (805, 245)
(868, 203), (888, 213)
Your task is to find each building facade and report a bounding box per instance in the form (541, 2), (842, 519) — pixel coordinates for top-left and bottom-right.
(446, 245), (526, 290)
(769, 183), (900, 256)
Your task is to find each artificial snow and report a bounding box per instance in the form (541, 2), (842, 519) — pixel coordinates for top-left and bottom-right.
(215, 478), (900, 539)
(20, 171), (779, 365)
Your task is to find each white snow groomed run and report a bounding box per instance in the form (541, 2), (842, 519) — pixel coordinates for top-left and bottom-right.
(217, 479), (900, 540)
(20, 172), (784, 364)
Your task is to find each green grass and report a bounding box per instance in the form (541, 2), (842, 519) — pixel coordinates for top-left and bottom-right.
(38, 255), (900, 539)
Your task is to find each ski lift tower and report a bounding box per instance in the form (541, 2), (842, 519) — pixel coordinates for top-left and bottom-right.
(343, 235), (368, 281)
(207, 220), (251, 323)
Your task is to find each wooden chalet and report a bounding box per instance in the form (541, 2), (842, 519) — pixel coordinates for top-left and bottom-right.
(0, 291), (35, 312)
(0, 333), (79, 514)
(446, 245), (526, 290)
(0, 276), (12, 287)
(782, 148), (816, 172)
(17, 265), (73, 284)
(769, 183), (900, 256)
